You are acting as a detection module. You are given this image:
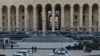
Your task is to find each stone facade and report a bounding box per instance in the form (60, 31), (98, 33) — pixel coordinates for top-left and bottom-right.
(0, 0), (100, 32)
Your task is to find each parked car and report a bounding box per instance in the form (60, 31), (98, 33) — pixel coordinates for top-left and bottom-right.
(49, 48), (70, 56)
(13, 53), (24, 56)
(13, 50), (33, 56)
(17, 50), (33, 56)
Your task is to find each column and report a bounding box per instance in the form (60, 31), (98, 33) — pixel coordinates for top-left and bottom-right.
(42, 7), (46, 35)
(8, 8), (10, 31)
(52, 7), (55, 33)
(33, 7), (37, 32)
(61, 7), (64, 32)
(98, 7), (100, 31)
(80, 7), (83, 31)
(16, 8), (19, 31)
(70, 7), (73, 31)
(0, 8), (2, 31)
(89, 7), (92, 31)
(25, 8), (28, 31)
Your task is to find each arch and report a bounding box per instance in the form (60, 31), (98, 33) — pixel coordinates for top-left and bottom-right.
(27, 5), (33, 31)
(73, 4), (80, 31)
(83, 4), (89, 11)
(55, 4), (61, 11)
(19, 5), (25, 11)
(2, 5), (8, 31)
(55, 4), (61, 30)
(36, 4), (42, 30)
(83, 4), (89, 31)
(64, 4), (70, 31)
(74, 4), (80, 11)
(19, 5), (25, 31)
(45, 4), (52, 11)
(45, 4), (52, 30)
(2, 5), (8, 9)
(10, 5), (16, 31)
(92, 4), (99, 31)
(10, 5), (16, 9)
(64, 4), (70, 9)
(27, 5), (33, 9)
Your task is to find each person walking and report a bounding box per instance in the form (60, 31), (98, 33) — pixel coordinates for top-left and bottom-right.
(32, 46), (34, 53)
(2, 44), (5, 49)
(11, 43), (13, 49)
(53, 48), (55, 53)
(83, 45), (86, 53)
(35, 46), (37, 52)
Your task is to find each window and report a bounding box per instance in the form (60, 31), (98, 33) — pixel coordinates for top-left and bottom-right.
(22, 9), (24, 13)
(15, 22), (16, 26)
(2, 22), (4, 26)
(2, 16), (5, 20)
(83, 15), (85, 20)
(75, 15), (77, 20)
(3, 9), (5, 13)
(92, 18), (94, 25)
(22, 16), (24, 20)
(83, 16), (85, 26)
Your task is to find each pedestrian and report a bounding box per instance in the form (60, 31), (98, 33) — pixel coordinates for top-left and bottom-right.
(53, 48), (55, 53)
(2, 44), (5, 49)
(11, 43), (13, 49)
(32, 46), (34, 53)
(83, 45), (86, 53)
(35, 46), (37, 52)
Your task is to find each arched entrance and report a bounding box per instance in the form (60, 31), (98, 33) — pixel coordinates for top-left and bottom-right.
(92, 4), (99, 31)
(45, 4), (52, 30)
(83, 4), (89, 31)
(55, 4), (61, 30)
(19, 5), (25, 31)
(2, 6), (8, 31)
(64, 4), (70, 31)
(10, 5), (16, 31)
(36, 4), (42, 30)
(73, 4), (80, 31)
(27, 5), (33, 31)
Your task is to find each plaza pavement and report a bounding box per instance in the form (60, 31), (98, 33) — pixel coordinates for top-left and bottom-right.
(0, 49), (100, 56)
(0, 42), (100, 56)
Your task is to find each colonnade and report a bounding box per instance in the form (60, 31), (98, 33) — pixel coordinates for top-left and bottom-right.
(0, 4), (100, 32)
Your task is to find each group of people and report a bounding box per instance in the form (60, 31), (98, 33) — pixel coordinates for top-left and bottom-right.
(32, 46), (37, 53)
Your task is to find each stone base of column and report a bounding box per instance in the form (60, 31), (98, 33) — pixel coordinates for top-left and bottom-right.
(51, 32), (56, 36)
(98, 28), (100, 32)
(34, 32), (37, 36)
(25, 28), (27, 31)
(0, 28), (2, 31)
(42, 32), (46, 36)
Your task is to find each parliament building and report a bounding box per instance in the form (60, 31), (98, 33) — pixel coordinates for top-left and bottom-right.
(0, 0), (100, 33)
